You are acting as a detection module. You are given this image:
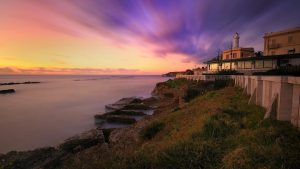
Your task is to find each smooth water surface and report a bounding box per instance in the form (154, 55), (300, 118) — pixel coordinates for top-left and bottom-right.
(0, 75), (168, 153)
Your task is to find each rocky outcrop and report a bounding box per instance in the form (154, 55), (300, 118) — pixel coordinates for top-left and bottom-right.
(95, 97), (155, 128)
(0, 89), (15, 94)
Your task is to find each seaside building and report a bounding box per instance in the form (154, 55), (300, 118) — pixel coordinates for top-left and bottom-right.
(206, 27), (300, 74)
(264, 27), (300, 56)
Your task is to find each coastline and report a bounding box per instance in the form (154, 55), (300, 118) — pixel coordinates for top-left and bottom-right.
(1, 79), (300, 169)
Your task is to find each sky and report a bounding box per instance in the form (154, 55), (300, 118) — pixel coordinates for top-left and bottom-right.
(0, 0), (300, 75)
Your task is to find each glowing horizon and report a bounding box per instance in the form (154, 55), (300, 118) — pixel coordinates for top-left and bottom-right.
(1, 0), (299, 75)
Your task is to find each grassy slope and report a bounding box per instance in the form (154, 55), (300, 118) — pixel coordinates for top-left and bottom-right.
(62, 85), (300, 169)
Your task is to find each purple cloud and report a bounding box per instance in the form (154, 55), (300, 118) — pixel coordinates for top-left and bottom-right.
(27, 0), (300, 62)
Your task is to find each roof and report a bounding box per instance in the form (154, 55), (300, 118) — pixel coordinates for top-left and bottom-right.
(264, 27), (300, 38)
(204, 53), (300, 64)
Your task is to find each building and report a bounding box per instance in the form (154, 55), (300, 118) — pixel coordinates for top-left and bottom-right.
(206, 27), (300, 74)
(192, 67), (207, 75)
(264, 27), (300, 56)
(222, 33), (254, 61)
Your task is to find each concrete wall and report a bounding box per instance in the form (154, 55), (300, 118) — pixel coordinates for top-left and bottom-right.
(176, 74), (300, 129)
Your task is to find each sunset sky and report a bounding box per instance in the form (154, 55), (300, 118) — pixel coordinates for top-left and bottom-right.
(0, 0), (300, 75)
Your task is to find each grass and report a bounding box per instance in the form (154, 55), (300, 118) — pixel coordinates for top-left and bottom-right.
(140, 121), (165, 140)
(161, 78), (189, 88)
(122, 87), (300, 169)
(59, 138), (99, 153)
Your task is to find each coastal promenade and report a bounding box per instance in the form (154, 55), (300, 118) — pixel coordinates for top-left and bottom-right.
(176, 74), (300, 129)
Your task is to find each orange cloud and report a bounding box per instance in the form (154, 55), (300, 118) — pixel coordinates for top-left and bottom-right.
(0, 67), (141, 75)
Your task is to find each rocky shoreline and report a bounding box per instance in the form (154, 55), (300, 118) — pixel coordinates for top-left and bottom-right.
(0, 79), (229, 169)
(0, 79), (180, 169)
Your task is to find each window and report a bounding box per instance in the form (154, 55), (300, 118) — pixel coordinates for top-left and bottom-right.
(226, 54), (229, 59)
(244, 61), (252, 69)
(241, 52), (244, 58)
(237, 62), (244, 69)
(271, 39), (276, 45)
(232, 53), (237, 58)
(255, 61), (263, 69)
(264, 60), (273, 68)
(288, 36), (293, 43)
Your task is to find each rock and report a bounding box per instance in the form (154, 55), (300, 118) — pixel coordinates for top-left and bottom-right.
(105, 97), (143, 112)
(0, 89), (15, 94)
(122, 104), (151, 110)
(106, 116), (137, 124)
(59, 129), (105, 153)
(0, 81), (40, 86)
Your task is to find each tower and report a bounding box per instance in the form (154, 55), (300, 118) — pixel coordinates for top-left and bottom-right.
(233, 32), (240, 48)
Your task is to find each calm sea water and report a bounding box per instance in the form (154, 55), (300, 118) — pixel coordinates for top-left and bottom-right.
(0, 75), (169, 153)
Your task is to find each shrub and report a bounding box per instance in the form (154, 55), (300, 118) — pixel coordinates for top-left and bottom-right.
(140, 121), (165, 140)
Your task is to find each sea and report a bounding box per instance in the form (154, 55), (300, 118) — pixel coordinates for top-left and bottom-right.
(0, 75), (169, 153)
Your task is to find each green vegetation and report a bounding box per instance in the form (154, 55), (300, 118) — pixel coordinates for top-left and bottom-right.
(87, 86), (300, 169)
(140, 121), (165, 140)
(183, 80), (232, 102)
(162, 78), (188, 88)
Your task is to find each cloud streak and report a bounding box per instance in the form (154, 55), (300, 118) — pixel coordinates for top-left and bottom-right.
(32, 0), (300, 61)
(1, 0), (300, 74)
(0, 67), (140, 75)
